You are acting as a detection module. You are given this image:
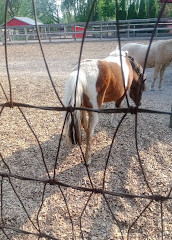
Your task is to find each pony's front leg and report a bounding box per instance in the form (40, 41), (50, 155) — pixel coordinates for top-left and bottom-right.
(85, 112), (98, 165)
(111, 99), (123, 127)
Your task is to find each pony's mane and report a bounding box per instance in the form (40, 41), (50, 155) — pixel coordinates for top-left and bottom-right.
(128, 56), (144, 78)
(128, 55), (146, 91)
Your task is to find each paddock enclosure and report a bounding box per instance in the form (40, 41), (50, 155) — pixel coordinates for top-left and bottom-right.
(0, 39), (172, 240)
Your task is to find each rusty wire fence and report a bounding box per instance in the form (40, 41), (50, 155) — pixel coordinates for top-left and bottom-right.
(0, 0), (172, 239)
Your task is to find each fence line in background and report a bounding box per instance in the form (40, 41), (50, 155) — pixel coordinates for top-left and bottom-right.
(0, 18), (172, 44)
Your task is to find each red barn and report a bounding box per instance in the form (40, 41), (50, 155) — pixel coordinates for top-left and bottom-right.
(6, 17), (42, 26)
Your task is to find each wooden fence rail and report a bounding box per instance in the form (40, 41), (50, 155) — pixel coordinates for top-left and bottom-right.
(0, 18), (172, 44)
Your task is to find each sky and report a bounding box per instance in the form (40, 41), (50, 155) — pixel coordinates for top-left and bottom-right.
(56, 0), (62, 18)
(56, 0), (61, 6)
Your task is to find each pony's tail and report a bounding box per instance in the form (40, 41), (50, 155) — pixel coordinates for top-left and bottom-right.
(63, 70), (87, 145)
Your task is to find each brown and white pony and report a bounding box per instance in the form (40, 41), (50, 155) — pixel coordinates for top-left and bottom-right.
(63, 50), (146, 165)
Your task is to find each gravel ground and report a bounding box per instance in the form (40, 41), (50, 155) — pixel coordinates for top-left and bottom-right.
(0, 40), (172, 240)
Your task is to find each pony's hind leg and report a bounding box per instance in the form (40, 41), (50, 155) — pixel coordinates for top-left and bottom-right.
(85, 112), (98, 165)
(81, 110), (88, 131)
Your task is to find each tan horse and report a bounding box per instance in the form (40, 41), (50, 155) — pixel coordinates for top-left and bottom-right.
(63, 50), (146, 165)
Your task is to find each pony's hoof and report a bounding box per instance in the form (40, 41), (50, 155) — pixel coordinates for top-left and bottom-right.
(111, 115), (116, 127)
(84, 155), (91, 166)
(158, 88), (163, 91)
(86, 158), (91, 166)
(111, 121), (118, 127)
(84, 162), (90, 167)
(83, 162), (91, 167)
(150, 87), (155, 91)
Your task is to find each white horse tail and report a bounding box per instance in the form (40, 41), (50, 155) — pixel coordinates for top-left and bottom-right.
(63, 70), (87, 145)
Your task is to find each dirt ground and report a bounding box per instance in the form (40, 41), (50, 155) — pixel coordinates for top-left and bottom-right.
(0, 40), (172, 240)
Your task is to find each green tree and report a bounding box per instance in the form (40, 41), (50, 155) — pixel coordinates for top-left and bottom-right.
(75, 0), (92, 22)
(35, 0), (60, 23)
(61, 0), (110, 22)
(0, 0), (21, 25)
(1, 0), (60, 24)
(61, 0), (77, 23)
(8, 0), (22, 17)
(160, 3), (172, 18)
(136, 0), (140, 12)
(128, 2), (137, 19)
(118, 0), (127, 20)
(100, 0), (116, 20)
(138, 0), (147, 19)
(17, 0), (34, 19)
(148, 0), (159, 18)
(91, 3), (100, 21)
(0, 0), (6, 25)
(85, 0), (100, 22)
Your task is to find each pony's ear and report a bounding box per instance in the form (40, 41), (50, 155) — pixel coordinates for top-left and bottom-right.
(124, 50), (128, 56)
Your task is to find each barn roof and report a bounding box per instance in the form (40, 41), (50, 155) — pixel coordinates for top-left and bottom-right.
(12, 17), (42, 26)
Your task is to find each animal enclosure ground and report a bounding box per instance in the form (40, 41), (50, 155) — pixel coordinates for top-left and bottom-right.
(0, 40), (172, 240)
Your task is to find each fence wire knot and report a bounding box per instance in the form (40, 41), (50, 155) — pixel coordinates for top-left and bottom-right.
(129, 106), (138, 115)
(48, 179), (57, 186)
(153, 194), (168, 202)
(66, 106), (75, 113)
(92, 188), (104, 194)
(5, 101), (14, 108)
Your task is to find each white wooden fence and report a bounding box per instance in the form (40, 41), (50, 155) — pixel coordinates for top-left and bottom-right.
(0, 18), (172, 44)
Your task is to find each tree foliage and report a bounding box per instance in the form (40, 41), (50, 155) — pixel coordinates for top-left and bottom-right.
(148, 0), (159, 18)
(8, 0), (22, 17)
(61, 0), (75, 23)
(61, 0), (108, 22)
(138, 0), (147, 19)
(100, 0), (116, 21)
(128, 2), (137, 19)
(0, 0), (60, 25)
(118, 0), (127, 20)
(0, 0), (6, 25)
(136, 0), (140, 12)
(35, 0), (60, 23)
(160, 3), (172, 18)
(0, 0), (172, 25)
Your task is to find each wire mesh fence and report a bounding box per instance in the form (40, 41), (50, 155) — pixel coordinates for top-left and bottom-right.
(0, 0), (172, 239)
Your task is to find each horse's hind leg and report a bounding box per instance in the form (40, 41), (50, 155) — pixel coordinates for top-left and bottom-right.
(151, 64), (160, 91)
(111, 107), (118, 127)
(85, 112), (98, 165)
(159, 66), (166, 90)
